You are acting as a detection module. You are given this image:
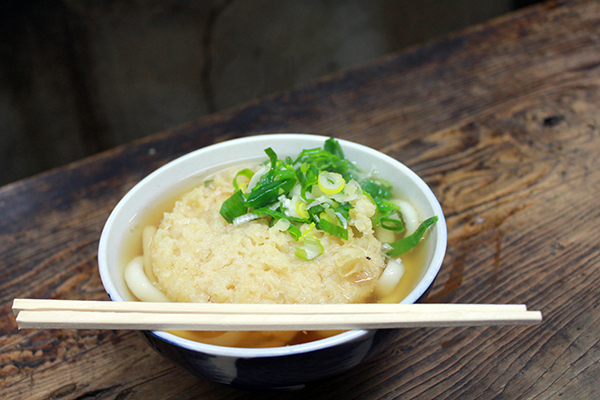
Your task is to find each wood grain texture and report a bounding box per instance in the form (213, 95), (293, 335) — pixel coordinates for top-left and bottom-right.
(2, 0), (600, 398)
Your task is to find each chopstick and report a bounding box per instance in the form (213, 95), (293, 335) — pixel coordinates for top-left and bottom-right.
(12, 299), (542, 331)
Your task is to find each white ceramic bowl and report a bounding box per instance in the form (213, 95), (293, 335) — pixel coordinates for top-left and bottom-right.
(98, 133), (447, 390)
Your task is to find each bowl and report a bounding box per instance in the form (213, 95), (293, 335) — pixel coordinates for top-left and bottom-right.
(98, 133), (447, 390)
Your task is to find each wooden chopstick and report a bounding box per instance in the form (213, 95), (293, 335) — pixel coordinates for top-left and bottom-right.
(12, 299), (530, 315)
(13, 299), (542, 331)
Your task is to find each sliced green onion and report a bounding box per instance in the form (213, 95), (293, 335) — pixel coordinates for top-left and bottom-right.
(294, 147), (322, 162)
(296, 200), (310, 219)
(376, 179), (393, 190)
(287, 223), (303, 241)
(300, 222), (316, 239)
(277, 166), (296, 181)
(318, 219), (349, 240)
(233, 212), (260, 226)
(301, 177), (318, 200)
(333, 201), (352, 218)
(362, 179), (392, 199)
(374, 198), (400, 215)
(313, 156), (332, 171)
(293, 142), (357, 177)
(295, 237), (324, 260)
(273, 218), (291, 231)
(334, 211), (348, 229)
(331, 179), (361, 203)
(324, 137), (345, 159)
(233, 168), (255, 191)
(246, 165), (269, 192)
(307, 205), (325, 223)
(219, 190), (248, 223)
(318, 171), (345, 195)
(253, 207), (308, 224)
(380, 216), (405, 232)
(265, 147), (278, 167)
(272, 218), (302, 240)
(246, 179), (297, 208)
(319, 210), (335, 223)
(384, 216), (438, 257)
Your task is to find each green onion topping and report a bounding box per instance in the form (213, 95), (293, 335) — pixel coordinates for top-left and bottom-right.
(219, 190), (248, 223)
(218, 138), (438, 261)
(383, 216), (438, 257)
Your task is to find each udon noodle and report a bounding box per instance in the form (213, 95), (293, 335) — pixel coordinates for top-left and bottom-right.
(122, 139), (436, 348)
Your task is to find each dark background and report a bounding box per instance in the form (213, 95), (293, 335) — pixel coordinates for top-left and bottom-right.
(0, 0), (541, 186)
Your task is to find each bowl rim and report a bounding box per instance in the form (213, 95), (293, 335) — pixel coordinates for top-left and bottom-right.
(98, 133), (447, 358)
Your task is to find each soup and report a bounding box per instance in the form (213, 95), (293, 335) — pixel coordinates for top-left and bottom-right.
(122, 138), (437, 348)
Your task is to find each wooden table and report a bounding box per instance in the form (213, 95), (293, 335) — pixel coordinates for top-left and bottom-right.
(2, 0), (599, 398)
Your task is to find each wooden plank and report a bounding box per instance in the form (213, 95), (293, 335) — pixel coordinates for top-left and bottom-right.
(1, 1), (599, 399)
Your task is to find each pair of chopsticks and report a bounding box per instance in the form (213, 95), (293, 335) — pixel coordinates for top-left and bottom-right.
(12, 299), (542, 331)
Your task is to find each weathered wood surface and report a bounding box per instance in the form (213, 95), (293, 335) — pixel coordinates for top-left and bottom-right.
(2, 0), (600, 398)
